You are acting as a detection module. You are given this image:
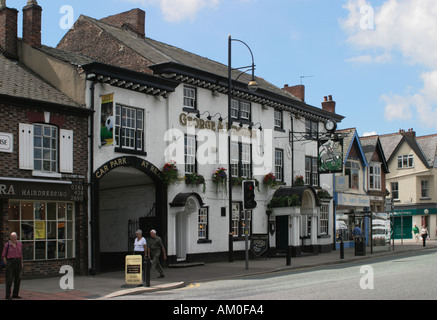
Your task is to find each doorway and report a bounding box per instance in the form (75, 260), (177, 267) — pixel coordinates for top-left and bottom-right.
(276, 215), (289, 251)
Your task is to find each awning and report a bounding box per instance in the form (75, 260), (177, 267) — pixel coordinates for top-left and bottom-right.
(271, 186), (321, 207)
(169, 193), (204, 208)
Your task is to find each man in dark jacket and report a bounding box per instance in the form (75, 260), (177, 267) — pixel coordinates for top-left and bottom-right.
(148, 230), (166, 278)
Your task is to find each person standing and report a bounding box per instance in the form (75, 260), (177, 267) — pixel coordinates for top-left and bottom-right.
(133, 230), (147, 259)
(412, 224), (420, 242)
(148, 230), (166, 278)
(421, 226), (429, 247)
(2, 232), (23, 300)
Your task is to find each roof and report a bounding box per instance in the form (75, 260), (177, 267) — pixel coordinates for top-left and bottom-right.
(0, 54), (81, 108)
(359, 135), (389, 173)
(416, 134), (437, 167)
(59, 14), (344, 122)
(337, 128), (368, 167)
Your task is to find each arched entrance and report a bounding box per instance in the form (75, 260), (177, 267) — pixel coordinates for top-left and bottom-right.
(90, 156), (166, 273)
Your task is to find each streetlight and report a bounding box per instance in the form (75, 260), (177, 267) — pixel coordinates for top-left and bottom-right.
(227, 36), (259, 269)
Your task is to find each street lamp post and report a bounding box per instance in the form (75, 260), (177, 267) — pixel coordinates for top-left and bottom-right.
(227, 35), (258, 268)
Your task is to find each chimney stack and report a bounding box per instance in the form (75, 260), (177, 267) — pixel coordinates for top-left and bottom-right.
(100, 9), (146, 38)
(321, 95), (336, 114)
(282, 84), (305, 102)
(22, 0), (42, 48)
(0, 1), (18, 59)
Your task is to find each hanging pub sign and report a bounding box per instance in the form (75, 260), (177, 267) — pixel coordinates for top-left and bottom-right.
(318, 138), (343, 174)
(100, 93), (114, 146)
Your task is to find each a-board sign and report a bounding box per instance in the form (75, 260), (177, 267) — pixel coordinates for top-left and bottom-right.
(125, 255), (143, 285)
(250, 234), (269, 257)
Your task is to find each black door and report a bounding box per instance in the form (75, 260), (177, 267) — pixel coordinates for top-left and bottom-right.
(276, 216), (289, 251)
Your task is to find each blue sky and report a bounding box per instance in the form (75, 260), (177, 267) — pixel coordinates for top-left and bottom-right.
(12, 0), (437, 137)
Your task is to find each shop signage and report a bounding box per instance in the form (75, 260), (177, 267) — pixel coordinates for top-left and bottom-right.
(125, 255), (143, 285)
(337, 193), (370, 207)
(179, 113), (258, 138)
(250, 234), (269, 257)
(0, 133), (13, 153)
(318, 139), (343, 174)
(0, 179), (84, 202)
(94, 156), (162, 183)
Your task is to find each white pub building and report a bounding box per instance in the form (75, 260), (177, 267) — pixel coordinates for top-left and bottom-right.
(11, 4), (346, 273)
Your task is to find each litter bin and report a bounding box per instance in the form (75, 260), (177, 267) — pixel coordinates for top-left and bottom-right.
(354, 236), (366, 256)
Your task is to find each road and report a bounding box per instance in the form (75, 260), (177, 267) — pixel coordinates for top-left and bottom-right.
(113, 248), (437, 301)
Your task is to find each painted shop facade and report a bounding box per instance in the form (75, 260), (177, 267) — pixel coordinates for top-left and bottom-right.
(1, 2), (348, 276)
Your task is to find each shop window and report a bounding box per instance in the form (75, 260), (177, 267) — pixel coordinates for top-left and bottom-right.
(7, 201), (75, 261)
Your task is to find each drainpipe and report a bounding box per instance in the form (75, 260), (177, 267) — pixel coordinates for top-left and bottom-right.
(88, 80), (96, 275)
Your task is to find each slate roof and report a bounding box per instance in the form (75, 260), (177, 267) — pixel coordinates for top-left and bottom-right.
(61, 14), (344, 122)
(359, 135), (389, 173)
(0, 54), (81, 108)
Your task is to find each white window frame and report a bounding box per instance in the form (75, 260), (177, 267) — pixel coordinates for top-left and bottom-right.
(391, 182), (399, 200)
(274, 110), (283, 129)
(275, 149), (283, 182)
(115, 105), (144, 151)
(183, 86), (196, 109)
(198, 207), (208, 240)
(320, 205), (329, 235)
(421, 180), (429, 198)
(397, 154), (414, 169)
(369, 163), (382, 190)
(346, 161), (360, 190)
(184, 135), (196, 174)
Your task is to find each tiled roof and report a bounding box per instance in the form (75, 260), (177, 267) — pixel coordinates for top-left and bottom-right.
(0, 54), (80, 107)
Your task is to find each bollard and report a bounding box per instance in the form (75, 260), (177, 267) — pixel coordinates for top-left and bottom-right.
(286, 246), (291, 266)
(340, 239), (344, 260)
(144, 256), (151, 287)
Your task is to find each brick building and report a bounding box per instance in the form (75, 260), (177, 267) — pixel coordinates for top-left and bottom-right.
(0, 1), (91, 277)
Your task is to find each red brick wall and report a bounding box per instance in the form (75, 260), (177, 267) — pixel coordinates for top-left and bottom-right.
(22, 4), (42, 48)
(0, 7), (18, 58)
(0, 102), (89, 277)
(57, 16), (153, 74)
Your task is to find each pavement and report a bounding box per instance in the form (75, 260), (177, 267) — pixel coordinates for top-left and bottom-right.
(0, 239), (435, 300)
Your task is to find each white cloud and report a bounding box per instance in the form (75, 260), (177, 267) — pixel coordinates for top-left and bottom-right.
(122, 0), (221, 22)
(342, 0), (437, 129)
(363, 131), (378, 137)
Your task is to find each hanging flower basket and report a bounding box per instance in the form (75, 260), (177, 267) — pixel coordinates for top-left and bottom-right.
(185, 173), (206, 193)
(162, 161), (180, 186)
(263, 172), (277, 188)
(294, 175), (305, 186)
(212, 167), (227, 193)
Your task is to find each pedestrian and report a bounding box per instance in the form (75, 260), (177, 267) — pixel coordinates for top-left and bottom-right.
(148, 230), (166, 278)
(133, 229), (147, 259)
(412, 224), (420, 242)
(421, 226), (429, 247)
(2, 232), (23, 300)
(352, 224), (362, 239)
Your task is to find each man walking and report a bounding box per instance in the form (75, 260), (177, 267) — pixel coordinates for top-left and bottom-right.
(2, 232), (23, 300)
(148, 230), (166, 278)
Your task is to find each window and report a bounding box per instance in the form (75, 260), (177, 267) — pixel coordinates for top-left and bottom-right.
(274, 110), (283, 129)
(231, 99), (251, 122)
(198, 207), (208, 240)
(19, 123), (73, 174)
(231, 142), (252, 178)
(391, 182), (399, 200)
(305, 119), (318, 140)
(421, 180), (429, 198)
(305, 157), (319, 186)
(185, 135), (196, 174)
(320, 205), (329, 235)
(369, 163), (381, 190)
(345, 161), (360, 190)
(33, 124), (58, 173)
(398, 155), (414, 169)
(183, 86), (196, 109)
(275, 149), (284, 182)
(231, 202), (252, 238)
(115, 105), (144, 151)
(8, 201), (75, 261)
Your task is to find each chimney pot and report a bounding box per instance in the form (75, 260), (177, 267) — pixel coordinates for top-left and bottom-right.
(22, 0), (42, 48)
(0, 4), (18, 59)
(322, 95), (336, 114)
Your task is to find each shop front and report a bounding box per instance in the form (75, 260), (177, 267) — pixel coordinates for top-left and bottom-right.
(392, 207), (437, 240)
(0, 177), (87, 276)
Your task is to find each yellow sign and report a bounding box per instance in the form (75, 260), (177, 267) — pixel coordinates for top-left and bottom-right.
(125, 255), (143, 285)
(35, 221), (46, 239)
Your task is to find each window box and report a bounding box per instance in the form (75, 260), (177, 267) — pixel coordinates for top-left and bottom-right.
(185, 173), (206, 193)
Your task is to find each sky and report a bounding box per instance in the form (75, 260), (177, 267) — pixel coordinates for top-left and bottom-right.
(10, 0), (437, 137)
